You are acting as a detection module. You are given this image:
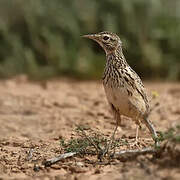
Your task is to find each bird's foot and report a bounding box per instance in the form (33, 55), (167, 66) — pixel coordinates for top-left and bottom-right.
(154, 137), (160, 148)
(129, 138), (141, 148)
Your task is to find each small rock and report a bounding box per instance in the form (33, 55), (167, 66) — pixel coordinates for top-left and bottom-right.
(11, 167), (19, 173)
(33, 164), (40, 172)
(76, 162), (84, 167)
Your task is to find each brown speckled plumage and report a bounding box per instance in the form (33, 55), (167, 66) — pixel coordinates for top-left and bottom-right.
(83, 31), (158, 146)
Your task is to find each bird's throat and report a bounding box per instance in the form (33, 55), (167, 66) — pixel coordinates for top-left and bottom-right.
(106, 45), (127, 67)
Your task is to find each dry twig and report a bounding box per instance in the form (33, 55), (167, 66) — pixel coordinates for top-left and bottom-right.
(42, 147), (158, 167)
(113, 147), (156, 158)
(43, 152), (77, 167)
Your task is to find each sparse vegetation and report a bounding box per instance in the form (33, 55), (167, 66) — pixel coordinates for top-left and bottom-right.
(158, 125), (180, 143)
(59, 125), (180, 161)
(60, 126), (132, 159)
(60, 126), (112, 157)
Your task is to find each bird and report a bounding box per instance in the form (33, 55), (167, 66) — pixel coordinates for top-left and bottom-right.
(83, 31), (159, 152)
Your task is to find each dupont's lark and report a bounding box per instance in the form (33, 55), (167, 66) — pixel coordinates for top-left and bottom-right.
(83, 31), (159, 149)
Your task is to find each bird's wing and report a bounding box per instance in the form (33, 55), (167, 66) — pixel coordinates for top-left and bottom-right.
(120, 66), (150, 113)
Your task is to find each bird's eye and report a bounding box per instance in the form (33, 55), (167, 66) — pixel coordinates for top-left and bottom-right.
(103, 36), (109, 41)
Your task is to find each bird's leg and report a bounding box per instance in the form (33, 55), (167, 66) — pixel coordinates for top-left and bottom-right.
(143, 116), (159, 147)
(129, 125), (139, 147)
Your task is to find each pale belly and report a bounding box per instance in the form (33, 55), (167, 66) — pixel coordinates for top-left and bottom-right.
(103, 85), (146, 119)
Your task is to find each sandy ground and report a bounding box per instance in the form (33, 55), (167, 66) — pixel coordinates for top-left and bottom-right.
(0, 76), (180, 180)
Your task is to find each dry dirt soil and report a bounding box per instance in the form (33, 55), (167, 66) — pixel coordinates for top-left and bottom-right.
(0, 76), (180, 180)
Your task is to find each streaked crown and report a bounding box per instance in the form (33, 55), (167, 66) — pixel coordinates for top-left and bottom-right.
(83, 31), (122, 54)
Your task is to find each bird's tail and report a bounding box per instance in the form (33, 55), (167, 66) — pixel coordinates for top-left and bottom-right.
(143, 117), (159, 147)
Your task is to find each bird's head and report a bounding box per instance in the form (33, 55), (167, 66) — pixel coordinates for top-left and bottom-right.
(83, 31), (122, 54)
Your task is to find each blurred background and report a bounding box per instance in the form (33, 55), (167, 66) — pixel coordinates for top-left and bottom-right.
(0, 0), (180, 80)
